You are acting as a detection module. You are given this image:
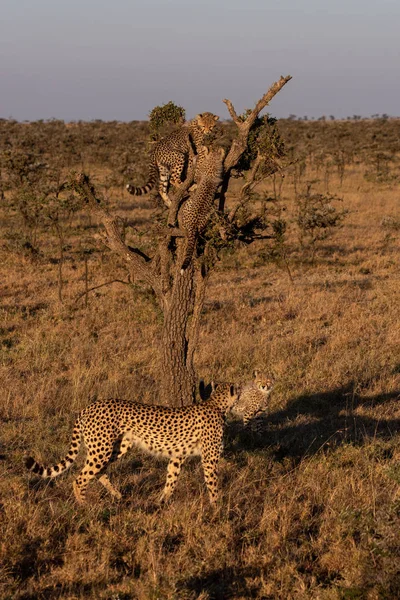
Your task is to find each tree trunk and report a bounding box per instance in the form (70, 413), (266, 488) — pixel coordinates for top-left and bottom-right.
(160, 264), (196, 406)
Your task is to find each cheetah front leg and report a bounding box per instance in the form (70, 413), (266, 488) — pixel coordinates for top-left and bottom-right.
(243, 410), (266, 435)
(201, 444), (221, 505)
(159, 457), (184, 504)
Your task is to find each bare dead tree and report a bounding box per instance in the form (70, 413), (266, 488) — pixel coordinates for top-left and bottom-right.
(71, 75), (292, 407)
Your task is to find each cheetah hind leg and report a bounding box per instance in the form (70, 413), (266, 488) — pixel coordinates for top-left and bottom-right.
(95, 433), (135, 500)
(158, 164), (172, 207)
(158, 457), (184, 504)
(98, 474), (122, 500)
(201, 445), (221, 505)
(160, 152), (188, 209)
(73, 447), (113, 504)
(72, 480), (85, 505)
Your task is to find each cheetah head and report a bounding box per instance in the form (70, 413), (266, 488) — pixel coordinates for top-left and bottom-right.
(209, 382), (239, 414)
(195, 112), (219, 133)
(253, 370), (275, 395)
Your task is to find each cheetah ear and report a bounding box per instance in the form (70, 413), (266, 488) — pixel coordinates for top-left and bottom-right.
(213, 115), (219, 121)
(199, 379), (206, 400)
(196, 113), (203, 120)
(253, 369), (259, 378)
(199, 379), (215, 400)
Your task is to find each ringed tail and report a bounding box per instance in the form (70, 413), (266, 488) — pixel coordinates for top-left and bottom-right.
(126, 161), (158, 196)
(25, 420), (82, 479)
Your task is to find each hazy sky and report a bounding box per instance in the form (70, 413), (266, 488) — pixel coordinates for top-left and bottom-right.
(1, 0), (399, 121)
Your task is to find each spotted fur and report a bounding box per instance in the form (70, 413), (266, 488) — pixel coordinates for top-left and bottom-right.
(25, 383), (238, 505)
(126, 113), (219, 207)
(231, 370), (274, 428)
(179, 145), (225, 272)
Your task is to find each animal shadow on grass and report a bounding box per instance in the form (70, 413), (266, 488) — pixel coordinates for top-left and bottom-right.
(178, 565), (260, 600)
(120, 465), (164, 514)
(227, 384), (400, 461)
(15, 582), (110, 600)
(27, 477), (56, 493)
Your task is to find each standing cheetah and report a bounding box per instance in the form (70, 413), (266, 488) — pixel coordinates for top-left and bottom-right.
(25, 383), (238, 505)
(126, 112), (219, 207)
(231, 370), (274, 428)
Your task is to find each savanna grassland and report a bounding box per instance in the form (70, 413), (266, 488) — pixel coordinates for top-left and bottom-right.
(1, 117), (400, 599)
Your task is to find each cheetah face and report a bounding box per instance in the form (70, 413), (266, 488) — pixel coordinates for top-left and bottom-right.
(254, 371), (275, 395)
(195, 112), (219, 133)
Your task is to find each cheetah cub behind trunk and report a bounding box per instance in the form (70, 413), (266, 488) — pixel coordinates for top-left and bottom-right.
(25, 383), (238, 505)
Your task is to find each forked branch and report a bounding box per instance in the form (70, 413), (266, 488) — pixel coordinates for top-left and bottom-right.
(219, 75), (292, 211)
(223, 75), (292, 167)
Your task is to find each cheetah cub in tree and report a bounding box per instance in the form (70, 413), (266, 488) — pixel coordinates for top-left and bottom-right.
(231, 370), (274, 429)
(25, 383), (238, 505)
(126, 112), (219, 207)
(179, 145), (225, 272)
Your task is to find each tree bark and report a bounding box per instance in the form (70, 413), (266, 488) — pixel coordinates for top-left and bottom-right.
(161, 262), (196, 405)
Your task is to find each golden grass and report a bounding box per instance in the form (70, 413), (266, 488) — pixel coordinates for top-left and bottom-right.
(1, 159), (400, 599)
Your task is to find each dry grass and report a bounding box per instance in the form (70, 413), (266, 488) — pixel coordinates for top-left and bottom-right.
(1, 143), (400, 599)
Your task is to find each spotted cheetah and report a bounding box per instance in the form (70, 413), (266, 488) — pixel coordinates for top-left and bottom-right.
(126, 112), (219, 207)
(231, 371), (274, 429)
(179, 145), (225, 272)
(25, 383), (238, 505)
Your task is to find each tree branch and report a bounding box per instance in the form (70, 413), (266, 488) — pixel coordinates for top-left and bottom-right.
(74, 279), (131, 303)
(223, 75), (292, 172)
(222, 98), (240, 125)
(237, 151), (264, 202)
(219, 75), (292, 213)
(71, 173), (163, 298)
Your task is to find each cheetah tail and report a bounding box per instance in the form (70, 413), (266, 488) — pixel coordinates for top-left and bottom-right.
(25, 420), (82, 479)
(126, 161), (158, 196)
(180, 230), (197, 273)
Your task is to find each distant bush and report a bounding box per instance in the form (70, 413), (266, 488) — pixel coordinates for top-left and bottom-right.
(236, 113), (286, 174)
(296, 186), (348, 261)
(148, 101), (185, 140)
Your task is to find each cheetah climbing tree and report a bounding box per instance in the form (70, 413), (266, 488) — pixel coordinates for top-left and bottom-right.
(72, 75), (292, 407)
